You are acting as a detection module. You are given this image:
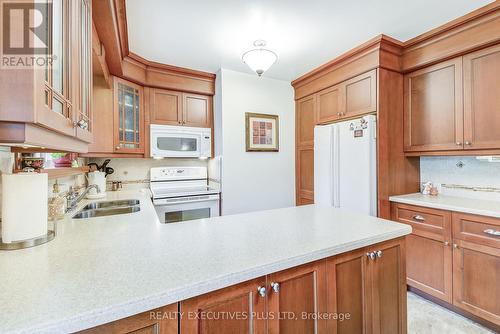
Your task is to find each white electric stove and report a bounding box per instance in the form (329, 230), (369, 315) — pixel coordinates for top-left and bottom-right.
(150, 167), (220, 224)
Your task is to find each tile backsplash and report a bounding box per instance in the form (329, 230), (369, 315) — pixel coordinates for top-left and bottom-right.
(420, 156), (500, 201)
(89, 158), (208, 188)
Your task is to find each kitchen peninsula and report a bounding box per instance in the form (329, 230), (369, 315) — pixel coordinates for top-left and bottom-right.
(0, 190), (411, 334)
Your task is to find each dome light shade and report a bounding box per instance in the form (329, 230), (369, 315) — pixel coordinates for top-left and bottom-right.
(242, 40), (277, 76)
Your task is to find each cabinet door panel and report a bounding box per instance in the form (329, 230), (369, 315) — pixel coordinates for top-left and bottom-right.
(180, 277), (266, 334)
(114, 78), (144, 154)
(463, 44), (500, 150)
(404, 58), (463, 152)
(317, 84), (343, 124)
(406, 234), (453, 303)
(327, 249), (367, 334)
(268, 261), (326, 334)
(453, 240), (500, 325)
(151, 89), (182, 125)
(296, 95), (316, 146)
(344, 69), (377, 119)
(296, 148), (314, 204)
(369, 239), (406, 334)
(183, 93), (212, 128)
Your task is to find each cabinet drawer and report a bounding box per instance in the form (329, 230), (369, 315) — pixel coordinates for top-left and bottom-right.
(391, 203), (451, 241)
(452, 213), (500, 249)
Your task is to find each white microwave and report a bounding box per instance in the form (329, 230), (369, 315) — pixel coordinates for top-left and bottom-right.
(150, 124), (212, 158)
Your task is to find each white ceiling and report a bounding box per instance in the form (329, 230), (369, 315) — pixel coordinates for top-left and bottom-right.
(125, 0), (493, 81)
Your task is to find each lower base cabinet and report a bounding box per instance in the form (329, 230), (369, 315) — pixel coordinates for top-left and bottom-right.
(79, 304), (178, 334)
(180, 277), (267, 334)
(392, 202), (500, 329)
(80, 238), (407, 334)
(327, 238), (407, 334)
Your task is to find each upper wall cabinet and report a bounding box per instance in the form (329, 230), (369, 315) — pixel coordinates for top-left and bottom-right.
(114, 77), (144, 154)
(151, 89), (183, 125)
(150, 89), (212, 128)
(404, 44), (500, 154)
(0, 0), (92, 152)
(317, 84), (343, 124)
(183, 93), (212, 128)
(316, 70), (377, 124)
(344, 69), (377, 119)
(404, 58), (463, 152)
(463, 44), (500, 151)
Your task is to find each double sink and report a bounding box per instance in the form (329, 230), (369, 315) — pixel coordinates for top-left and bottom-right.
(72, 199), (140, 219)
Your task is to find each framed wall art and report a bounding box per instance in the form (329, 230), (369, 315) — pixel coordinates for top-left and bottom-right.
(245, 112), (279, 152)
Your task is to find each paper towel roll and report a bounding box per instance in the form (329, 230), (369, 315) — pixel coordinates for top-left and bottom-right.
(1, 172), (48, 243)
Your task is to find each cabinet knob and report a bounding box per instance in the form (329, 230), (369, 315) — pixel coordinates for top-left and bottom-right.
(453, 244), (459, 249)
(270, 282), (280, 293)
(366, 252), (376, 260)
(257, 286), (267, 298)
(465, 141), (471, 145)
(444, 241), (450, 246)
(456, 142), (461, 145)
(337, 112), (341, 116)
(115, 146), (120, 150)
(376, 250), (383, 258)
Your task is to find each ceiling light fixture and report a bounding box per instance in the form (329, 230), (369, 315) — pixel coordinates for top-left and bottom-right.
(242, 40), (278, 76)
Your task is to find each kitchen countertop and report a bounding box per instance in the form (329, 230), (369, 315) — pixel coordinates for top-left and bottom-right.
(390, 193), (500, 218)
(0, 190), (411, 334)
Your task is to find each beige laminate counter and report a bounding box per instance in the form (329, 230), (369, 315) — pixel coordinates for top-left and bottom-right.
(0, 190), (411, 333)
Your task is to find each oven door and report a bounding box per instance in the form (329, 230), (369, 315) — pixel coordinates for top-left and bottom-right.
(154, 199), (220, 224)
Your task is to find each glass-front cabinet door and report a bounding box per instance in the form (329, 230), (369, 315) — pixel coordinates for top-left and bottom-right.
(39, 0), (75, 136)
(113, 77), (144, 153)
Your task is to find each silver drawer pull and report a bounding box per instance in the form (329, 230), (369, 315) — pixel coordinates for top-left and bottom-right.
(483, 229), (500, 236)
(412, 215), (425, 222)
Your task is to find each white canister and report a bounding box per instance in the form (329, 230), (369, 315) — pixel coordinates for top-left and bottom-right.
(86, 171), (106, 198)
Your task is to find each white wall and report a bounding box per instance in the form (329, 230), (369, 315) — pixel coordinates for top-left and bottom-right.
(216, 69), (295, 215)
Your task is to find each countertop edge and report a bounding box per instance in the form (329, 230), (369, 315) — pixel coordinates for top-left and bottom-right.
(29, 226), (411, 334)
(389, 195), (500, 219)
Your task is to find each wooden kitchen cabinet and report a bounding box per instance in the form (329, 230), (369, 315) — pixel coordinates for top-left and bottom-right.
(150, 89), (212, 128)
(267, 261), (327, 334)
(295, 95), (316, 205)
(452, 239), (500, 326)
(327, 238), (407, 334)
(183, 93), (212, 128)
(463, 44), (500, 150)
(391, 203), (453, 303)
(404, 58), (463, 152)
(113, 77), (145, 154)
(316, 84), (343, 124)
(0, 0), (92, 152)
(452, 212), (500, 325)
(150, 89), (183, 125)
(180, 277), (266, 334)
(79, 304), (178, 334)
(343, 69), (377, 119)
(327, 247), (367, 333)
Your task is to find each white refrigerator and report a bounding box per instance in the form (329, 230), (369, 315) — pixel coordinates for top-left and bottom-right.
(314, 115), (377, 216)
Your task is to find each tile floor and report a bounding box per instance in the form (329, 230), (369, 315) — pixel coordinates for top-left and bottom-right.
(407, 292), (495, 334)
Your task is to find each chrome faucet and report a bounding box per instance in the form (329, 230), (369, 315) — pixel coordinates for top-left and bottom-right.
(66, 185), (101, 212)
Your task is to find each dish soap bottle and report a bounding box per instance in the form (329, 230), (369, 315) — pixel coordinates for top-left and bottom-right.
(48, 181), (66, 221)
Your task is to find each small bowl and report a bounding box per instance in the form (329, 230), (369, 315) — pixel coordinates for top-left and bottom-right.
(21, 157), (45, 170)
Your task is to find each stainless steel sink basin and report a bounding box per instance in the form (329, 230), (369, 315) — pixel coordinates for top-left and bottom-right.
(81, 199), (140, 211)
(72, 200), (141, 219)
